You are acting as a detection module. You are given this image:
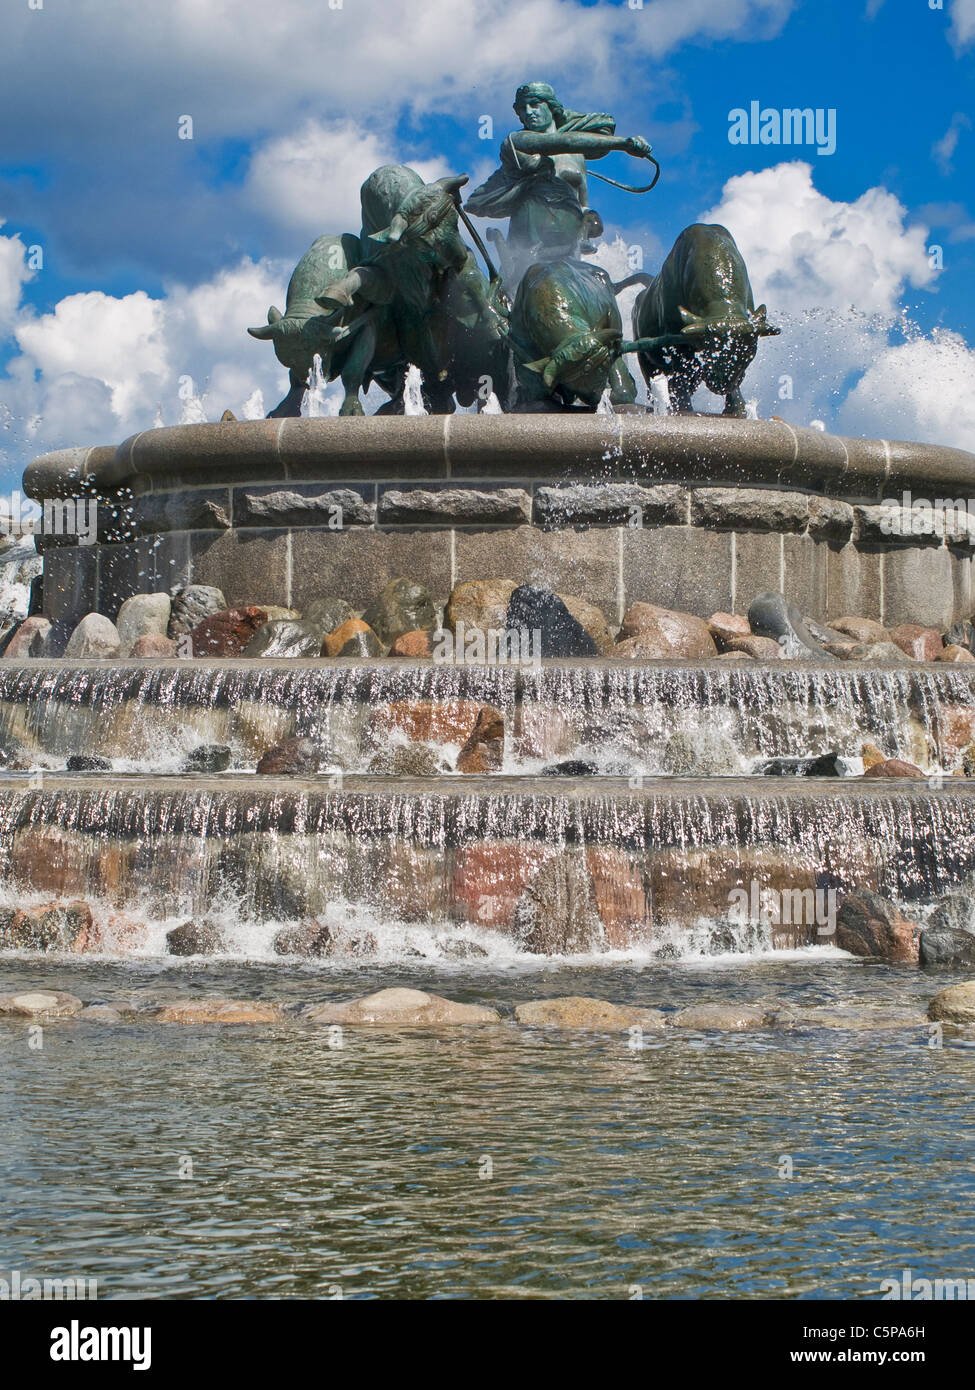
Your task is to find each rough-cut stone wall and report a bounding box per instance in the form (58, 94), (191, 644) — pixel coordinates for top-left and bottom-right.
(25, 414), (975, 629)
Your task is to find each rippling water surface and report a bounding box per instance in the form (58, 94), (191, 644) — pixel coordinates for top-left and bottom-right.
(1, 956), (973, 1300)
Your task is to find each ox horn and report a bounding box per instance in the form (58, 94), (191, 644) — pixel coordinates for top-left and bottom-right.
(750, 303), (781, 337)
(433, 174), (469, 203)
(247, 305), (283, 339)
(368, 211), (409, 245)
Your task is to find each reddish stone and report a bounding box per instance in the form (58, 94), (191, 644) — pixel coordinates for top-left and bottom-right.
(886, 624), (944, 662)
(451, 842), (552, 929)
(369, 700), (490, 747)
(130, 633), (178, 658)
(4, 615), (51, 659)
(455, 706), (504, 774)
(707, 612), (751, 649)
(836, 891), (921, 963)
(617, 603), (717, 659)
(189, 606), (268, 657)
(388, 629), (433, 658)
(721, 634), (783, 661)
(255, 736), (321, 775)
(322, 618), (375, 657)
(585, 847), (651, 947)
(863, 758), (925, 778)
(939, 644), (975, 663)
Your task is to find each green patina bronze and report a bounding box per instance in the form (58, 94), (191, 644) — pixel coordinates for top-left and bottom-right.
(247, 83), (777, 416)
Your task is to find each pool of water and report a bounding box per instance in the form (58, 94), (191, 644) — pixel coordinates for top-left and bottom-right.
(1, 954), (973, 1299)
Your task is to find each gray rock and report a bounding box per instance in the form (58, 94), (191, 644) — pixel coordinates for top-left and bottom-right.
(237, 488), (374, 528)
(513, 853), (605, 955)
(66, 754), (111, 772)
(378, 487), (531, 525)
(243, 619), (323, 659)
(302, 598), (354, 637)
(361, 579), (436, 646)
(368, 745), (450, 776)
(919, 926), (975, 967)
(63, 613), (121, 659)
(747, 592), (835, 659)
(926, 896), (975, 936)
(184, 744), (232, 773)
(168, 585), (227, 638)
(670, 1004), (769, 1030)
(0, 989), (84, 1018)
(255, 736), (321, 776)
(439, 937), (489, 959)
(165, 920), (226, 956)
(944, 619), (975, 655)
(115, 592), (172, 656)
(534, 483), (685, 528)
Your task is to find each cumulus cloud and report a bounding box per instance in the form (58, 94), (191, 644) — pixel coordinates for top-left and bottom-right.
(0, 224), (33, 336)
(689, 161), (970, 444)
(245, 122), (449, 237)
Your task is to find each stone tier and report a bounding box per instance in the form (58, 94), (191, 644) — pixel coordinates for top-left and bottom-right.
(24, 414), (975, 629)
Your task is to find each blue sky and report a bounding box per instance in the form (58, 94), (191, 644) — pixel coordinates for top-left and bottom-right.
(0, 0), (973, 486)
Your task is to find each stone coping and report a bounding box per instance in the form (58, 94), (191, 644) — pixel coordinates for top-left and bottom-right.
(24, 414), (975, 503)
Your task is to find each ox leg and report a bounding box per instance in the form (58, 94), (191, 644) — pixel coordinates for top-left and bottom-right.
(267, 370), (306, 418)
(723, 386), (747, 418)
(338, 321), (378, 415)
(668, 354), (702, 414)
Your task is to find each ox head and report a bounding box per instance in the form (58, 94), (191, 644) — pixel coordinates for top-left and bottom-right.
(368, 175), (469, 248)
(524, 327), (622, 403)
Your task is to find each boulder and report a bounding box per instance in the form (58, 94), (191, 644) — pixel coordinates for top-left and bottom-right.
(0, 989), (83, 1017)
(302, 597), (355, 637)
(368, 744), (449, 776)
(617, 603), (717, 659)
(63, 613), (121, 659)
(273, 921), (377, 958)
(4, 615), (52, 659)
(338, 627), (385, 658)
(243, 619), (323, 659)
(849, 641), (916, 664)
(862, 759), (925, 778)
(558, 594), (615, 654)
(322, 618), (380, 657)
(66, 754), (111, 772)
(81, 1005), (125, 1023)
(721, 634), (783, 661)
(258, 606), (300, 623)
(758, 753), (849, 777)
(835, 891), (921, 962)
(670, 1004), (768, 1030)
(368, 700), (491, 748)
(862, 743), (886, 770)
(747, 592), (836, 658)
(513, 853), (606, 955)
(188, 606), (269, 657)
(919, 927), (975, 968)
(255, 736), (321, 776)
(361, 579), (436, 647)
(165, 920), (226, 956)
(304, 987), (500, 1026)
(944, 618), (975, 655)
(514, 997), (666, 1029)
(707, 612), (750, 648)
(793, 1006), (926, 1030)
(0, 901), (95, 953)
(168, 585), (227, 637)
(455, 705), (504, 774)
(130, 633), (178, 658)
(830, 616), (887, 644)
(116, 593), (171, 656)
(183, 744), (232, 773)
(926, 896), (975, 935)
(927, 981), (975, 1024)
(389, 629), (433, 658)
(506, 584), (597, 657)
(444, 579), (517, 637)
(155, 999), (283, 1024)
(886, 624), (944, 662)
(939, 644), (975, 663)
(438, 937), (489, 960)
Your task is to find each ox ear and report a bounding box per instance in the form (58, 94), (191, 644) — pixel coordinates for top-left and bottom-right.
(434, 174), (469, 203)
(247, 306), (282, 339)
(750, 303), (781, 336)
(369, 212), (409, 244)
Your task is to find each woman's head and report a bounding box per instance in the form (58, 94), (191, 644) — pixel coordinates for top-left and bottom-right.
(513, 81), (565, 131)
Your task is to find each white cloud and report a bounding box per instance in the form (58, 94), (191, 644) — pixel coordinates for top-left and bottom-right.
(951, 0), (975, 47)
(837, 332), (975, 451)
(932, 112), (971, 175)
(245, 122), (449, 237)
(0, 223), (32, 336)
